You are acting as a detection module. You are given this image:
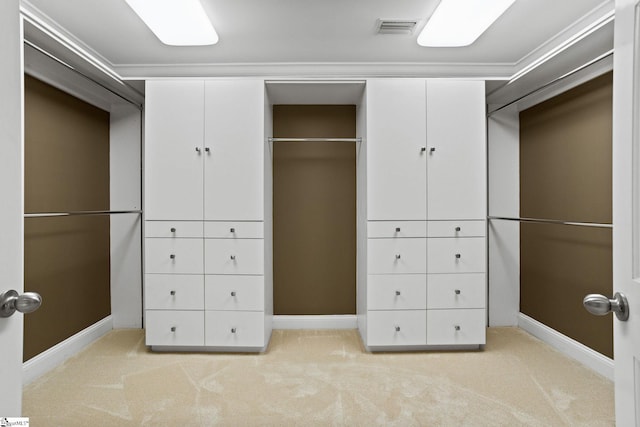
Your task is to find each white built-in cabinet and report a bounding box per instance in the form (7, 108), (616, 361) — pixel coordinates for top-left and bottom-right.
(144, 79), (270, 351)
(363, 78), (487, 350)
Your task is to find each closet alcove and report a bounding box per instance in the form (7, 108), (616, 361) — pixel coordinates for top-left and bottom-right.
(265, 81), (366, 318)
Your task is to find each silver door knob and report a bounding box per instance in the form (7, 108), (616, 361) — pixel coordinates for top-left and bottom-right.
(0, 290), (42, 318)
(583, 292), (629, 321)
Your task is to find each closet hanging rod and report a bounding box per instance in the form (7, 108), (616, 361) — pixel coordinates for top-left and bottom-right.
(487, 50), (613, 117)
(268, 137), (361, 143)
(488, 216), (612, 229)
(24, 210), (142, 219)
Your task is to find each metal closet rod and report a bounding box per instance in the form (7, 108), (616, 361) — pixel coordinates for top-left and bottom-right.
(268, 137), (361, 143)
(488, 216), (612, 229)
(24, 210), (142, 218)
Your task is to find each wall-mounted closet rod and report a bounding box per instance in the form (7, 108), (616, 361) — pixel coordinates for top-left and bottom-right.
(269, 137), (361, 143)
(23, 39), (143, 110)
(487, 50), (613, 117)
(488, 216), (612, 229)
(24, 210), (142, 219)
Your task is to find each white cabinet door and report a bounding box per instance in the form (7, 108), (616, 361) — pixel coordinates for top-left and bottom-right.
(145, 80), (205, 220)
(426, 80), (486, 220)
(367, 79), (427, 220)
(204, 80), (264, 221)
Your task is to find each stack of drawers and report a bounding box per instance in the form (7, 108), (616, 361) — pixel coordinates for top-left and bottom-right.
(365, 220), (486, 348)
(144, 221), (265, 349)
(426, 221), (486, 345)
(204, 222), (264, 348)
(145, 221), (204, 346)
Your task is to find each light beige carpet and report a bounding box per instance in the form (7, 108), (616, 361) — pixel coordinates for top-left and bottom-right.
(23, 327), (614, 426)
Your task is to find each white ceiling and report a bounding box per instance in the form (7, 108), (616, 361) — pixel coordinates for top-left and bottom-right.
(21, 0), (613, 80)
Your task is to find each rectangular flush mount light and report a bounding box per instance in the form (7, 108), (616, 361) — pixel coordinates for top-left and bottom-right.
(417, 0), (516, 47)
(125, 0), (218, 46)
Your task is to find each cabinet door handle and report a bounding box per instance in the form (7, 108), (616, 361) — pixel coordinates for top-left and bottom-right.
(395, 290), (401, 296)
(231, 291), (236, 297)
(171, 326), (176, 332)
(454, 325), (461, 331)
(204, 147), (211, 153)
(170, 290), (176, 296)
(395, 326), (401, 332)
(230, 228), (235, 233)
(230, 255), (236, 260)
(231, 327), (237, 334)
(395, 254), (401, 260)
(170, 254), (176, 259)
(170, 227), (176, 233)
(430, 147), (436, 153)
(454, 289), (461, 295)
(395, 227), (401, 232)
(455, 254), (461, 259)
(455, 226), (461, 232)
(420, 147), (426, 153)
(195, 147), (201, 153)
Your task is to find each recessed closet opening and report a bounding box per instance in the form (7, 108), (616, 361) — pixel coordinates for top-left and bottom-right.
(265, 82), (365, 318)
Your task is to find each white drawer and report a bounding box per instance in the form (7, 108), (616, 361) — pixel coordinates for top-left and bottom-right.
(367, 238), (427, 274)
(427, 238), (485, 274)
(145, 274), (204, 310)
(427, 221), (485, 238)
(205, 239), (264, 275)
(205, 275), (264, 311)
(367, 221), (427, 238)
(145, 310), (204, 346)
(205, 222), (264, 239)
(367, 275), (426, 310)
(426, 309), (486, 345)
(205, 311), (265, 347)
(427, 274), (485, 309)
(145, 238), (203, 274)
(145, 221), (203, 238)
(367, 310), (426, 346)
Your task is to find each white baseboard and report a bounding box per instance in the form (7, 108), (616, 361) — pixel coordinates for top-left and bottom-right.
(273, 315), (358, 330)
(518, 313), (614, 380)
(23, 316), (113, 385)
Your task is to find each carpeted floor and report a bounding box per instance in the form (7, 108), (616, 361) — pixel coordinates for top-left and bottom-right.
(23, 327), (614, 426)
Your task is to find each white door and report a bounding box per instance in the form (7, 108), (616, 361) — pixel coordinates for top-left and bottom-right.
(145, 80), (205, 220)
(204, 80), (264, 221)
(426, 80), (486, 220)
(0, 0), (24, 415)
(611, 0), (640, 423)
(367, 79), (427, 220)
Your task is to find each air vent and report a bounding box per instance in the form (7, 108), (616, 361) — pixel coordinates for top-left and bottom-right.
(376, 19), (418, 35)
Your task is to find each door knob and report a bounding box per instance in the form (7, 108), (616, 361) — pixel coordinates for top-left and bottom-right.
(0, 290), (42, 318)
(583, 292), (629, 321)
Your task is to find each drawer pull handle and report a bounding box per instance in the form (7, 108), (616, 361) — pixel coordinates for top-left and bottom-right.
(420, 147), (426, 152)
(170, 254), (176, 259)
(171, 326), (176, 332)
(395, 326), (401, 332)
(205, 147), (211, 153)
(455, 253), (461, 259)
(195, 147), (201, 153)
(230, 255), (236, 261)
(231, 328), (237, 334)
(455, 227), (461, 232)
(395, 227), (401, 232)
(395, 290), (401, 296)
(230, 228), (235, 233)
(170, 227), (176, 233)
(395, 254), (401, 260)
(231, 291), (236, 297)
(430, 147), (436, 153)
(454, 289), (461, 295)
(170, 290), (176, 296)
(454, 325), (461, 331)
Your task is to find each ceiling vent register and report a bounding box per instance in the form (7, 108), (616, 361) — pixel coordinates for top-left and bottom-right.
(376, 19), (419, 35)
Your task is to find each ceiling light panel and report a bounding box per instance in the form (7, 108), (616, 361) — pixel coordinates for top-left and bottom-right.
(124, 0), (218, 46)
(417, 0), (516, 47)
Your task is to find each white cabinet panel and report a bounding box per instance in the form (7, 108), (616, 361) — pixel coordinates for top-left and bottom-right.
(205, 275), (264, 311)
(204, 221), (264, 239)
(145, 221), (203, 239)
(427, 221), (485, 238)
(426, 309), (486, 345)
(367, 79), (427, 220)
(427, 273), (485, 309)
(367, 310), (427, 346)
(205, 311), (265, 347)
(368, 238), (427, 274)
(145, 310), (204, 346)
(145, 274), (204, 310)
(145, 238), (203, 274)
(367, 275), (427, 310)
(426, 80), (486, 220)
(367, 221), (427, 238)
(145, 80), (204, 220)
(204, 80), (264, 221)
(427, 238), (485, 274)
(205, 239), (264, 275)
